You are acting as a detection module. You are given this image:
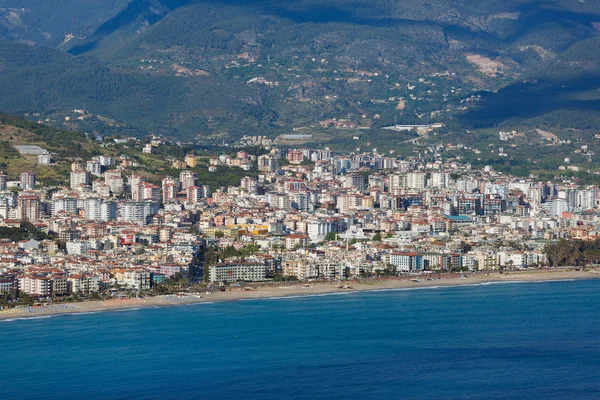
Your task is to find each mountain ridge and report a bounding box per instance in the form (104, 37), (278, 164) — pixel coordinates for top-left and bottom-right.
(0, 0), (599, 140)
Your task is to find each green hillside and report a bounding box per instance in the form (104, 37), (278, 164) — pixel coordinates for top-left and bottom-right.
(0, 113), (262, 190)
(0, 0), (599, 141)
(0, 43), (274, 139)
(0, 113), (105, 185)
(0, 0), (131, 46)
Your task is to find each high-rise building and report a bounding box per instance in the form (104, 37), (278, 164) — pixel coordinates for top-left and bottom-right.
(0, 172), (7, 191)
(290, 192), (310, 211)
(140, 183), (161, 202)
(92, 181), (111, 197)
(70, 170), (91, 189)
(337, 193), (361, 214)
(118, 201), (159, 225)
(258, 155), (278, 173)
(179, 171), (198, 190)
(104, 171), (124, 196)
(98, 155), (115, 167)
(406, 172), (426, 190)
(430, 172), (450, 188)
(20, 171), (36, 190)
(162, 176), (181, 203)
(52, 197), (78, 216)
(185, 185), (210, 204)
(344, 173), (367, 191)
(17, 194), (40, 220)
(368, 174), (384, 190)
(0, 198), (9, 219)
(240, 177), (258, 194)
(86, 160), (102, 175)
(83, 198), (117, 221)
(287, 150), (305, 164)
(266, 193), (290, 210)
(307, 219), (336, 241)
(129, 174), (146, 200)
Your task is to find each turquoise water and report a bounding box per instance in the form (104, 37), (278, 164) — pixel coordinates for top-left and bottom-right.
(1, 280), (600, 399)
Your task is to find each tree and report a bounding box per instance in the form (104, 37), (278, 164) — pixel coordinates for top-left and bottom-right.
(223, 245), (239, 258)
(271, 270), (299, 282)
(583, 249), (600, 265)
(545, 239), (578, 267)
(372, 232), (382, 241)
(203, 246), (221, 282)
(324, 232), (336, 241)
(382, 263), (397, 277)
(214, 230), (225, 238)
(88, 292), (101, 301)
(189, 224), (201, 235)
(459, 241), (472, 253)
(19, 292), (32, 305)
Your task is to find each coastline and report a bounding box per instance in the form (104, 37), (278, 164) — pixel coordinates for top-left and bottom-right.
(2, 269), (599, 321)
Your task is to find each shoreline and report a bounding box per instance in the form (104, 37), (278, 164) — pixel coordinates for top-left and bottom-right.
(2, 270), (599, 321)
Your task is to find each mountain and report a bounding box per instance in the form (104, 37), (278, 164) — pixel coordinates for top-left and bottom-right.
(460, 35), (600, 131)
(0, 0), (131, 47)
(0, 42), (276, 139)
(0, 0), (599, 141)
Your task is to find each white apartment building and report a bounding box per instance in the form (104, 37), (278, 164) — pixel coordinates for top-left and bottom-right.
(123, 270), (152, 290)
(307, 220), (336, 242)
(18, 276), (52, 296)
(70, 170), (91, 189)
(209, 262), (267, 283)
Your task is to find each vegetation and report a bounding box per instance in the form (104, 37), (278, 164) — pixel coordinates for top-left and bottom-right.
(324, 232), (337, 241)
(0, 113), (99, 158)
(0, 1), (599, 146)
(545, 239), (600, 267)
(0, 220), (54, 242)
(222, 244), (261, 259)
(271, 271), (299, 282)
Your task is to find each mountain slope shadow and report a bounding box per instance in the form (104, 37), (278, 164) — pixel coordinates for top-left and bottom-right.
(458, 74), (600, 128)
(69, 0), (195, 55)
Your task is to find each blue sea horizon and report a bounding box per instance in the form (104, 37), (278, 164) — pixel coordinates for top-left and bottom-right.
(1, 279), (599, 399)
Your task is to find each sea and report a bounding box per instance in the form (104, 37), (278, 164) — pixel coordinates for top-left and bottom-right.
(1, 279), (600, 400)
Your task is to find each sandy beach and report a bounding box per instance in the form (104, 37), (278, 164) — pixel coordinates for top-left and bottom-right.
(2, 269), (599, 321)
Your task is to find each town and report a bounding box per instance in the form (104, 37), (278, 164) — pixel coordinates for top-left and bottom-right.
(0, 138), (597, 310)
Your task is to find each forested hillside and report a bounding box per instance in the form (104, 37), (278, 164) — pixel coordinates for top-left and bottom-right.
(0, 0), (599, 141)
(0, 0), (130, 46)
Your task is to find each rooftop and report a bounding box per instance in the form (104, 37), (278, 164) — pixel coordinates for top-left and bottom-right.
(14, 145), (49, 155)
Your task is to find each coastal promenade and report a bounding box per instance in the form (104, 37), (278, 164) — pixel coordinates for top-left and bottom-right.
(2, 269), (598, 321)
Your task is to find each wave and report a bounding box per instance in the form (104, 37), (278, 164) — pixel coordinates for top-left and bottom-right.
(1, 315), (57, 322)
(307, 292), (353, 297)
(240, 291), (355, 302)
(264, 295), (305, 300)
(301, 279), (583, 297)
(67, 311), (100, 316)
(460, 279), (577, 287)
(228, 280), (579, 303)
(360, 286), (443, 294)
